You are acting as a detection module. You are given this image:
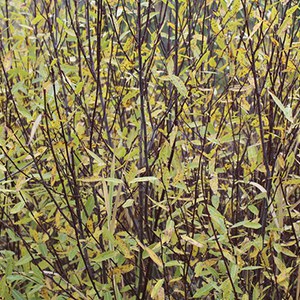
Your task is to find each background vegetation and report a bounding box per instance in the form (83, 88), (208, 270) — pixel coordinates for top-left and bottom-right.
(0, 0), (299, 299)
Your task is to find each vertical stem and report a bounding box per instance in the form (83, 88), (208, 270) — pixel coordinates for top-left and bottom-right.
(89, 0), (112, 149)
(174, 0), (179, 118)
(136, 1), (149, 297)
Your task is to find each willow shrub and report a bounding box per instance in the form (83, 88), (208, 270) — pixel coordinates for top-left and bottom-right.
(0, 0), (299, 299)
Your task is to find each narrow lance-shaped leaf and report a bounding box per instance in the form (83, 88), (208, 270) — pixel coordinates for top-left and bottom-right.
(136, 239), (163, 268)
(169, 75), (188, 97)
(268, 90), (293, 123)
(28, 114), (42, 145)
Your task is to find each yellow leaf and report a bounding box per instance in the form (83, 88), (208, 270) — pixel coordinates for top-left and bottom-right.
(145, 246), (163, 268)
(42, 233), (49, 243)
(209, 57), (217, 68)
(209, 173), (219, 195)
(87, 219), (94, 232)
(30, 228), (39, 243)
(168, 22), (175, 30)
(276, 153), (285, 169)
(242, 294), (249, 300)
(51, 165), (57, 186)
(181, 234), (205, 248)
(40, 287), (50, 300)
(276, 268), (292, 290)
(247, 20), (263, 40)
(116, 236), (133, 259)
(136, 239), (163, 268)
(211, 18), (220, 34)
(3, 51), (12, 71)
(261, 248), (269, 268)
(112, 264), (134, 275)
(55, 210), (61, 228)
(16, 174), (26, 192)
(241, 97), (251, 112)
(154, 287), (165, 300)
(203, 258), (218, 268)
(37, 146), (47, 155)
(108, 0), (118, 5)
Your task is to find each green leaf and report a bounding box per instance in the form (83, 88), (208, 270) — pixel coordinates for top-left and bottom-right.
(207, 205), (227, 234)
(247, 145), (258, 164)
(165, 260), (182, 267)
(207, 205), (224, 220)
(61, 63), (78, 74)
(75, 81), (84, 94)
(102, 226), (115, 245)
(281, 247), (297, 258)
(221, 278), (232, 298)
(151, 279), (164, 299)
(129, 176), (158, 184)
(230, 263), (239, 282)
(28, 284), (44, 295)
(17, 105), (33, 121)
(38, 243), (48, 257)
(242, 266), (263, 271)
(85, 147), (106, 166)
(122, 199), (134, 208)
(101, 177), (123, 184)
(94, 250), (117, 263)
(231, 219), (261, 229)
(248, 205), (259, 216)
(12, 289), (26, 300)
(268, 91), (293, 123)
(193, 283), (215, 298)
(78, 176), (123, 184)
(15, 254), (32, 266)
(31, 264), (44, 284)
(123, 89), (139, 102)
(31, 15), (43, 25)
(243, 220), (261, 229)
(6, 275), (25, 282)
(6, 229), (19, 242)
(68, 246), (78, 261)
(85, 196), (95, 216)
(0, 276), (8, 298)
(10, 202), (25, 214)
(169, 75), (188, 97)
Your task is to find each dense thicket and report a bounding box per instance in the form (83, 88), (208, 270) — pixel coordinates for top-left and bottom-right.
(0, 0), (299, 299)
